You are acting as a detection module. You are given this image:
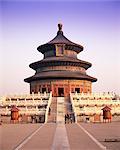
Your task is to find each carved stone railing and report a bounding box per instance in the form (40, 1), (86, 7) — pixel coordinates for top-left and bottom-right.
(70, 93), (78, 123)
(0, 92), (51, 116)
(45, 91), (52, 123)
(70, 92), (120, 118)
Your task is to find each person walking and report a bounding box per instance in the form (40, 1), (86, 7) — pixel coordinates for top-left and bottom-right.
(70, 114), (73, 123)
(65, 114), (67, 124)
(67, 113), (69, 124)
(48, 107), (51, 115)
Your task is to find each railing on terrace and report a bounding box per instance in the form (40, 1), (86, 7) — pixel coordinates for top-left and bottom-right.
(1, 92), (49, 104)
(73, 100), (120, 106)
(1, 92), (49, 101)
(72, 92), (120, 100)
(71, 92), (120, 105)
(70, 93), (77, 123)
(70, 92), (120, 122)
(45, 91), (52, 123)
(0, 92), (51, 116)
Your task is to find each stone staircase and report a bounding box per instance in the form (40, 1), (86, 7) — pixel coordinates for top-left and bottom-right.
(64, 96), (75, 123)
(64, 96), (72, 114)
(47, 97), (57, 123)
(47, 96), (75, 123)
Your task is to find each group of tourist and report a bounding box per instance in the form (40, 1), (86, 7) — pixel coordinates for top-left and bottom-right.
(31, 115), (44, 123)
(65, 113), (73, 124)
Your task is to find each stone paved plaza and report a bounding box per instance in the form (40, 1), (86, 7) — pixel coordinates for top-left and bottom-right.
(0, 122), (120, 150)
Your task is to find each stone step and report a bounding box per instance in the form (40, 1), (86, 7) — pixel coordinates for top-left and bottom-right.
(47, 97), (57, 123)
(47, 96), (75, 123)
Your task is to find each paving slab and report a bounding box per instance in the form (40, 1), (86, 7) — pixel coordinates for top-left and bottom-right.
(20, 123), (56, 150)
(66, 123), (104, 150)
(0, 124), (41, 150)
(80, 122), (120, 150)
(1, 122), (120, 150)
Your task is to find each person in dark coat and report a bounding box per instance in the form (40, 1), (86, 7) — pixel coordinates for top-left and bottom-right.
(65, 114), (67, 124)
(67, 113), (69, 124)
(70, 114), (73, 123)
(48, 107), (51, 115)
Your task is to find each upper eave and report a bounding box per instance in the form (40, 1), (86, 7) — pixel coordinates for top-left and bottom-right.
(37, 30), (83, 54)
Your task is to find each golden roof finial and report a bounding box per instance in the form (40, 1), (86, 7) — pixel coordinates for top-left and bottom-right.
(58, 23), (63, 31)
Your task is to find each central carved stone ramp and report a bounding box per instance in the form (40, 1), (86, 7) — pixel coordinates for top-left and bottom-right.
(56, 97), (65, 123)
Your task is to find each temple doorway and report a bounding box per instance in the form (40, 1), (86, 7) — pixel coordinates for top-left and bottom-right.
(58, 88), (64, 97)
(42, 88), (46, 93)
(75, 88), (80, 93)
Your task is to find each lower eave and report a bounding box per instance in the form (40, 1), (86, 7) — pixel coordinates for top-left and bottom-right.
(24, 71), (97, 83)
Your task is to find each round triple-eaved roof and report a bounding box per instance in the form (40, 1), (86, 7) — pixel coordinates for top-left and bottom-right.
(37, 24), (83, 54)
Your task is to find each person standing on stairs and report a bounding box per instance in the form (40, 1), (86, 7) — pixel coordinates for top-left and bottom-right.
(70, 114), (73, 123)
(48, 107), (51, 115)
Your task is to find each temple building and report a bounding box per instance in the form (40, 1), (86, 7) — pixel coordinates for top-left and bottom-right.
(1, 24), (120, 124)
(24, 24), (97, 97)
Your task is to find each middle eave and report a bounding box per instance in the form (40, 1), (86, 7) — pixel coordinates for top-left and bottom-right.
(29, 56), (92, 70)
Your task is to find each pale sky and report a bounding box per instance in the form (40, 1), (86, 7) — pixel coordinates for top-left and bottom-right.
(0, 0), (120, 95)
